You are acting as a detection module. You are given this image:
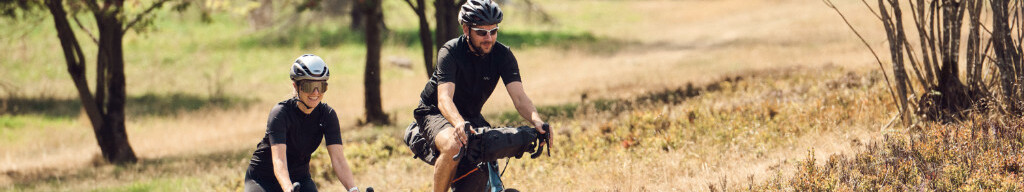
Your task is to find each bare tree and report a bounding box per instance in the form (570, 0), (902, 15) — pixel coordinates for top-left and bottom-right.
(36, 0), (171, 164)
(827, 0), (1024, 122)
(403, 0), (435, 77)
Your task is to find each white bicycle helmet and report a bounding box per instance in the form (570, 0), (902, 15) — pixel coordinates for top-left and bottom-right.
(290, 54), (330, 81)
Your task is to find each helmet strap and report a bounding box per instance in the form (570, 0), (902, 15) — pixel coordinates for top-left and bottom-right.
(296, 98), (317, 109)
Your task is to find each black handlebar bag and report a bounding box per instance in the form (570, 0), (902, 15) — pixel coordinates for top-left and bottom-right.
(404, 123), (542, 165)
(462, 126), (540, 164)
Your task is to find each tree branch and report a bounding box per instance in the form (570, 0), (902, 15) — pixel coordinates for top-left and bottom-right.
(403, 0), (419, 11)
(84, 0), (100, 13)
(72, 14), (98, 44)
(122, 0), (171, 34)
(859, 0), (882, 21)
(824, 0), (899, 110)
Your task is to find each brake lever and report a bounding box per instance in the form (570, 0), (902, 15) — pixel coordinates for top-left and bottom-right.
(530, 123), (551, 159)
(452, 123), (474, 161)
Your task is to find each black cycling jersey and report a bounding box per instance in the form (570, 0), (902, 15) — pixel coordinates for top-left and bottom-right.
(417, 35), (522, 117)
(246, 98), (343, 190)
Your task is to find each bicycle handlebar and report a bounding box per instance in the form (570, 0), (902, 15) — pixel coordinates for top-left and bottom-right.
(452, 123), (552, 161)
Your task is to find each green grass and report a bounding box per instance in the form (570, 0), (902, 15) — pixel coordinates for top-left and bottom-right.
(90, 177), (200, 192)
(0, 115), (75, 144)
(0, 93), (254, 119)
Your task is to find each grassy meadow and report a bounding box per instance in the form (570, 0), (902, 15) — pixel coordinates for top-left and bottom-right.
(7, 0), (1018, 191)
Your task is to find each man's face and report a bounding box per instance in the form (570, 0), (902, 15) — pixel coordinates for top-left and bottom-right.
(464, 24), (498, 54)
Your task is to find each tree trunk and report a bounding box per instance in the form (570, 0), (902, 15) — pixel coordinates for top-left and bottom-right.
(350, 0), (364, 31)
(412, 0), (435, 77)
(46, 0), (137, 164)
(991, 1), (1022, 112)
(878, 0), (911, 125)
(46, 0), (102, 127)
(93, 0), (137, 164)
(434, 0), (463, 51)
(362, 0), (389, 125)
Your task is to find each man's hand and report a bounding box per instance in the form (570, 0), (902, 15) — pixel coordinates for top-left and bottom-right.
(535, 122), (551, 147)
(453, 121), (471, 145)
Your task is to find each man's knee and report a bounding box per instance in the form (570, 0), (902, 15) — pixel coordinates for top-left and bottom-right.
(434, 127), (462, 155)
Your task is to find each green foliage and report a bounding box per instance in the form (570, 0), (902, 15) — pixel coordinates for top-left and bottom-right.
(0, 0), (41, 20)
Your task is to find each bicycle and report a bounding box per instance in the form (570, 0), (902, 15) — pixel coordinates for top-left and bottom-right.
(451, 123), (551, 192)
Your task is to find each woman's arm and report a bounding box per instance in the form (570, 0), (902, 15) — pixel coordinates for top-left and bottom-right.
(327, 144), (358, 191)
(271, 144), (295, 192)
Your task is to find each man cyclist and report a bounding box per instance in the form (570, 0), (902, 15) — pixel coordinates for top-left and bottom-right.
(244, 54), (362, 192)
(411, 0), (551, 191)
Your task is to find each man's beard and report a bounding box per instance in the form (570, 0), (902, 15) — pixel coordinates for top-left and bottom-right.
(469, 38), (493, 55)
(474, 44), (491, 54)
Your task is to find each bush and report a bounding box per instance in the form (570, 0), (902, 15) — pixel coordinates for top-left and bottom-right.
(758, 115), (1024, 191)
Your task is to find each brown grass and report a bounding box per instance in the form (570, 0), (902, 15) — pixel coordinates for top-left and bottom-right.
(758, 114), (1024, 191)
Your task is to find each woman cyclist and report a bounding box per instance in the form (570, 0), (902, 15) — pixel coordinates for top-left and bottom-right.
(244, 54), (362, 192)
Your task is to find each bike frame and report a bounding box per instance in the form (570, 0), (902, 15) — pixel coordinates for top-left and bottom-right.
(486, 161), (505, 192)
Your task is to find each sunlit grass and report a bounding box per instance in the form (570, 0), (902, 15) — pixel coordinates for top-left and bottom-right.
(757, 115), (1024, 191)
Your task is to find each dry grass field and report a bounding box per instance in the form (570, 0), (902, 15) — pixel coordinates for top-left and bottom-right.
(0, 0), (962, 191)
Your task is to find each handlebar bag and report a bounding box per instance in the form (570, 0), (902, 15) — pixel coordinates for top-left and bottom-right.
(464, 126), (540, 164)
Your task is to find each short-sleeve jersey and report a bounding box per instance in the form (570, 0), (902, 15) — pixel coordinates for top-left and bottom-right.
(247, 98), (343, 180)
(417, 35), (521, 117)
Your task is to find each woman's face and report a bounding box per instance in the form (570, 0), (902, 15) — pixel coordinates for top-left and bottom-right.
(295, 80), (327, 107)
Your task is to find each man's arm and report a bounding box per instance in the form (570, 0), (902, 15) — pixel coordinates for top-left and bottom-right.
(438, 82), (470, 144)
(506, 82), (548, 135)
(271, 144), (294, 192)
(327, 144), (358, 191)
